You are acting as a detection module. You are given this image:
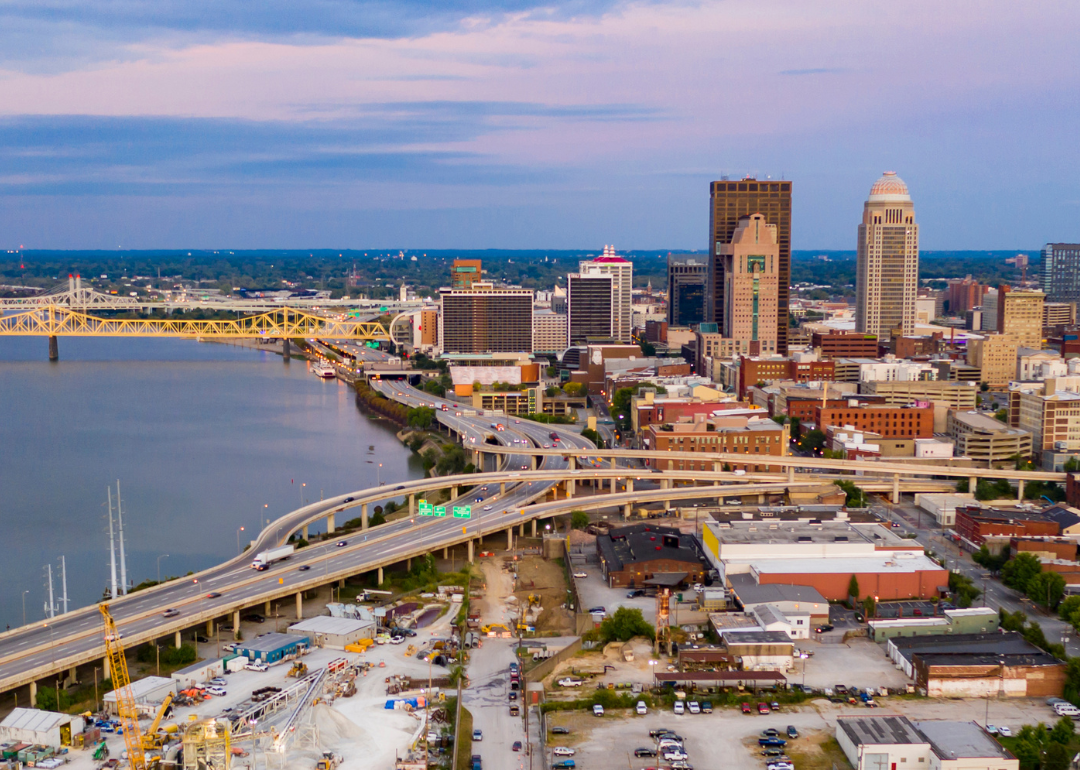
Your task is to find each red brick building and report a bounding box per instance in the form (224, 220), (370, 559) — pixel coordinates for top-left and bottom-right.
(810, 330), (880, 359)
(739, 358), (834, 398)
(812, 404), (934, 438)
(954, 506), (1060, 546)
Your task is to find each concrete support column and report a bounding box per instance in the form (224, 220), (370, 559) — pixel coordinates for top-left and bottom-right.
(663, 497), (671, 511)
(282, 338), (291, 360)
(1018, 479), (1025, 500)
(452, 486), (459, 500)
(29, 681), (37, 707)
(233, 610), (241, 639)
(611, 477), (617, 493)
(531, 519), (537, 537)
(302, 525), (309, 541)
(969, 477), (978, 494)
(265, 600), (271, 615)
(407, 557), (412, 571)
(339, 578), (345, 588)
(531, 456), (537, 471)
(519, 523), (525, 536)
(713, 462), (720, 473)
(623, 503), (631, 519)
(295, 592), (303, 620)
(627, 478), (634, 494)
(500, 482), (506, 495)
(569, 456), (576, 470)
(377, 566), (384, 584)
(48, 336), (58, 361)
(103, 655), (111, 681)
(787, 466), (795, 483)
(567, 479), (575, 498)
(443, 547), (449, 559)
(206, 620), (214, 636)
(327, 511), (335, 534)
(507, 529), (513, 550)
(661, 478), (670, 490)
(468, 540), (475, 563)
(409, 494), (415, 518)
(362, 503), (369, 530)
(175, 630), (182, 649)
(892, 474), (901, 505)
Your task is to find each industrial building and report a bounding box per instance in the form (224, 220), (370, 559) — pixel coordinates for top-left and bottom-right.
(836, 716), (1017, 770)
(103, 675), (176, 716)
(595, 523), (709, 589)
(887, 632), (1065, 698)
(288, 616), (376, 649)
(726, 575), (830, 624)
(720, 630), (794, 671)
(867, 607), (999, 642)
(703, 520), (947, 601)
(234, 633), (311, 664)
(172, 657), (245, 690)
(0, 708), (84, 749)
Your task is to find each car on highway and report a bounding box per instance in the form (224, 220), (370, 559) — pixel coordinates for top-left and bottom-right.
(483, 505), (493, 511)
(299, 565), (310, 571)
(104, 632), (124, 642)
(475, 497), (483, 503)
(336, 540), (347, 547)
(162, 608), (180, 618)
(344, 497), (354, 503)
(206, 592), (221, 599)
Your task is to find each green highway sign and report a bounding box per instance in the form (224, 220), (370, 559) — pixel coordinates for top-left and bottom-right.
(452, 505), (472, 519)
(418, 500), (434, 516)
(434, 505), (447, 517)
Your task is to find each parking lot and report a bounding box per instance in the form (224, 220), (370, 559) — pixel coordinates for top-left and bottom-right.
(572, 568), (656, 622)
(795, 638), (910, 691)
(544, 694), (1064, 770)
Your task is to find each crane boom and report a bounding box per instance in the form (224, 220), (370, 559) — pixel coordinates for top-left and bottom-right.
(99, 604), (147, 770)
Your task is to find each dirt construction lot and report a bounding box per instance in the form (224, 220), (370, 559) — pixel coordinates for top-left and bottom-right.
(544, 696), (1061, 770)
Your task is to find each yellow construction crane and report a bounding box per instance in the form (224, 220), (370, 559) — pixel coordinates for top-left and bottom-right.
(100, 604), (147, 770)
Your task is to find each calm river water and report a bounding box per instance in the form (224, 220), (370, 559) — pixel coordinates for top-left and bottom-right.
(0, 337), (420, 629)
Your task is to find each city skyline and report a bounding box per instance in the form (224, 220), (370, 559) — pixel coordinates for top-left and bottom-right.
(0, 1), (1077, 250)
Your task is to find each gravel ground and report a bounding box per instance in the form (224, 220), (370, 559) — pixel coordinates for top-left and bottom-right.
(795, 638), (910, 691)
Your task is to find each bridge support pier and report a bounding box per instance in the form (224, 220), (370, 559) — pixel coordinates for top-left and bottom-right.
(409, 494), (415, 518)
(29, 681), (36, 708)
(302, 525), (308, 541)
(282, 338), (291, 360)
(265, 600), (271, 615)
(295, 592), (303, 620)
(377, 566), (384, 584)
(568, 456), (576, 471)
(531, 519), (537, 537)
(233, 610), (241, 639)
(1018, 479), (1025, 500)
(627, 478), (634, 494)
(787, 466), (795, 484)
(519, 522), (525, 537)
(507, 529), (513, 550)
(500, 482), (506, 495)
(531, 456), (537, 471)
(48, 335), (58, 361)
(468, 540), (474, 563)
(451, 486), (459, 500)
(892, 474), (901, 505)
(567, 479), (575, 497)
(623, 503), (631, 519)
(969, 476), (977, 494)
(206, 620), (214, 636)
(611, 477), (616, 493)
(175, 630), (182, 649)
(713, 462), (720, 473)
(326, 511), (335, 534)
(361, 503), (368, 530)
(443, 547), (449, 559)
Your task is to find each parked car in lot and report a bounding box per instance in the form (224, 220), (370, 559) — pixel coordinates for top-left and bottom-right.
(816, 624), (834, 633)
(634, 748), (657, 758)
(741, 702), (752, 714)
(593, 704), (604, 717)
(663, 750), (689, 761)
(551, 727), (570, 735)
(701, 701), (713, 713)
(757, 703), (771, 715)
(627, 589), (645, 598)
(770, 701), (780, 711)
(636, 701), (648, 715)
(688, 701), (700, 714)
(759, 739), (787, 748)
(762, 729), (780, 737)
(472, 729), (482, 742)
(205, 686), (227, 697)
(573, 571), (588, 578)
(557, 678), (583, 687)
(587, 606), (607, 615)
(673, 701), (685, 715)
(998, 727), (1012, 737)
(552, 747), (576, 757)
(552, 762), (576, 770)
(245, 661), (269, 672)
(787, 726), (799, 739)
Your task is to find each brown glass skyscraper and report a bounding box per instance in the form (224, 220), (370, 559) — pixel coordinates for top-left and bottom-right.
(707, 178), (792, 354)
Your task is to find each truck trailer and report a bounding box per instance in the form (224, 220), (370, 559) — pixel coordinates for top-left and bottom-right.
(251, 545), (294, 570)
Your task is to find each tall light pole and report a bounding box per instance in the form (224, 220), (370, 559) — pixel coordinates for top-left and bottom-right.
(21, 590), (29, 626)
(236, 526), (246, 554)
(156, 554), (170, 583)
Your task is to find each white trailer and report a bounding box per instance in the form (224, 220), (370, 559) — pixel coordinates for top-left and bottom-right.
(251, 544), (294, 570)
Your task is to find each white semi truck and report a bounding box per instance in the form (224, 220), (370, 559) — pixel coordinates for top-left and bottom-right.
(251, 544), (294, 570)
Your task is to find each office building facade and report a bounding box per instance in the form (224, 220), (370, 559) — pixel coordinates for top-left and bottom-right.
(667, 254), (707, 327)
(567, 272), (614, 345)
(532, 309), (568, 353)
(855, 172), (919, 341)
(1041, 244), (1080, 303)
(579, 246), (632, 342)
(997, 285), (1045, 350)
(966, 332), (1019, 388)
(438, 285), (533, 354)
(708, 178), (792, 353)
(451, 259), (483, 290)
(720, 213), (780, 355)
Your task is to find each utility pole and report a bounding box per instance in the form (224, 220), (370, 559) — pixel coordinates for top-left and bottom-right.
(44, 564), (56, 619)
(117, 480), (128, 595)
(107, 487), (118, 600)
(60, 556), (68, 615)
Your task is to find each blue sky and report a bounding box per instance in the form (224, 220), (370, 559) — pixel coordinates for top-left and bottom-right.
(0, 0), (1077, 250)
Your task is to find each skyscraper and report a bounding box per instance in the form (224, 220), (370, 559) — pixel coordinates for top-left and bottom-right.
(579, 246), (632, 342)
(567, 272), (613, 345)
(438, 284), (533, 354)
(707, 178), (792, 353)
(996, 284), (1045, 350)
(666, 254), (707, 327)
(451, 259), (483, 290)
(720, 214), (779, 355)
(1041, 243), (1080, 303)
(855, 172), (919, 341)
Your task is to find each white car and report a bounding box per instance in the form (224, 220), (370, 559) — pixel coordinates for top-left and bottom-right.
(483, 505), (493, 511)
(998, 726), (1012, 737)
(636, 701), (647, 715)
(768, 764), (795, 770)
(557, 678), (583, 687)
(673, 701), (685, 715)
(245, 662), (269, 672)
(663, 750), (689, 761)
(688, 701), (700, 714)
(593, 704), (605, 717)
(985, 725), (999, 735)
(553, 747), (576, 757)
(573, 571), (588, 578)
(205, 686), (227, 697)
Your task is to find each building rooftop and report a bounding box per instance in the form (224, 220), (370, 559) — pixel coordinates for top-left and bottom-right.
(890, 631), (1041, 658)
(712, 520), (910, 546)
(951, 410), (1030, 435)
(915, 651), (1061, 667)
(731, 553), (943, 575)
(105, 675), (174, 701)
(721, 630), (793, 645)
(0, 707), (76, 732)
(708, 612), (760, 631)
(837, 714), (926, 746)
(915, 721), (1014, 760)
(726, 576), (829, 607)
(288, 617), (375, 635)
(596, 523), (707, 575)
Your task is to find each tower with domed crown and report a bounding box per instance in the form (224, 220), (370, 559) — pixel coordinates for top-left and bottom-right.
(855, 171), (919, 341)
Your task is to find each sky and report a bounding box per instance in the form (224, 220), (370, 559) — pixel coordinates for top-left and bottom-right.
(0, 1), (1077, 251)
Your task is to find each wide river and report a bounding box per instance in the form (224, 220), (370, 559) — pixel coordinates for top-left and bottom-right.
(0, 336), (421, 630)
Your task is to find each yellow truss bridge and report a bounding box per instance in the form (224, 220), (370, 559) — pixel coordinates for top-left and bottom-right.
(0, 305), (391, 340)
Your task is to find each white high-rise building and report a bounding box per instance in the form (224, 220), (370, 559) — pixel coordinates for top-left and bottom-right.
(855, 172), (919, 341)
(579, 245), (632, 342)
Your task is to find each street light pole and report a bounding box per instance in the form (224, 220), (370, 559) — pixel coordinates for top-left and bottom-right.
(22, 590), (29, 626)
(236, 526), (246, 554)
(157, 554), (169, 583)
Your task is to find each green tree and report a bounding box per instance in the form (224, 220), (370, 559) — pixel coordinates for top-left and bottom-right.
(788, 416), (802, 439)
(837, 480), (867, 508)
(407, 406), (436, 431)
(847, 574), (860, 600)
(570, 510), (589, 530)
(994, 408), (1008, 423)
(1029, 571), (1067, 611)
(562, 382), (585, 397)
(972, 545), (1010, 573)
(422, 378), (445, 397)
(1046, 741), (1070, 770)
(771, 415), (789, 425)
(955, 478), (970, 493)
(639, 339), (657, 357)
(545, 386), (560, 397)
(1001, 553), (1042, 591)
(1050, 715), (1075, 745)
(1065, 456), (1080, 473)
(799, 429), (827, 455)
(948, 571), (982, 608)
(861, 595), (876, 619)
(580, 428), (605, 449)
(598, 607), (656, 643)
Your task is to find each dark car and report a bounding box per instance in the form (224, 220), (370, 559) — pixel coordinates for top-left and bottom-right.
(206, 592), (221, 599)
(344, 497), (354, 503)
(634, 748), (657, 758)
(242, 613), (265, 624)
(815, 624), (834, 633)
(509, 691), (518, 701)
(195, 635), (210, 643)
(512, 741), (522, 752)
(627, 589), (645, 598)
(551, 727), (570, 735)
(763, 749), (785, 757)
(394, 485), (405, 490)
(759, 739), (787, 748)
(299, 565), (311, 571)
(336, 540), (347, 547)
(649, 729), (674, 738)
(770, 702), (780, 711)
(701, 701), (713, 713)
(787, 726), (799, 739)
(762, 729), (780, 737)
